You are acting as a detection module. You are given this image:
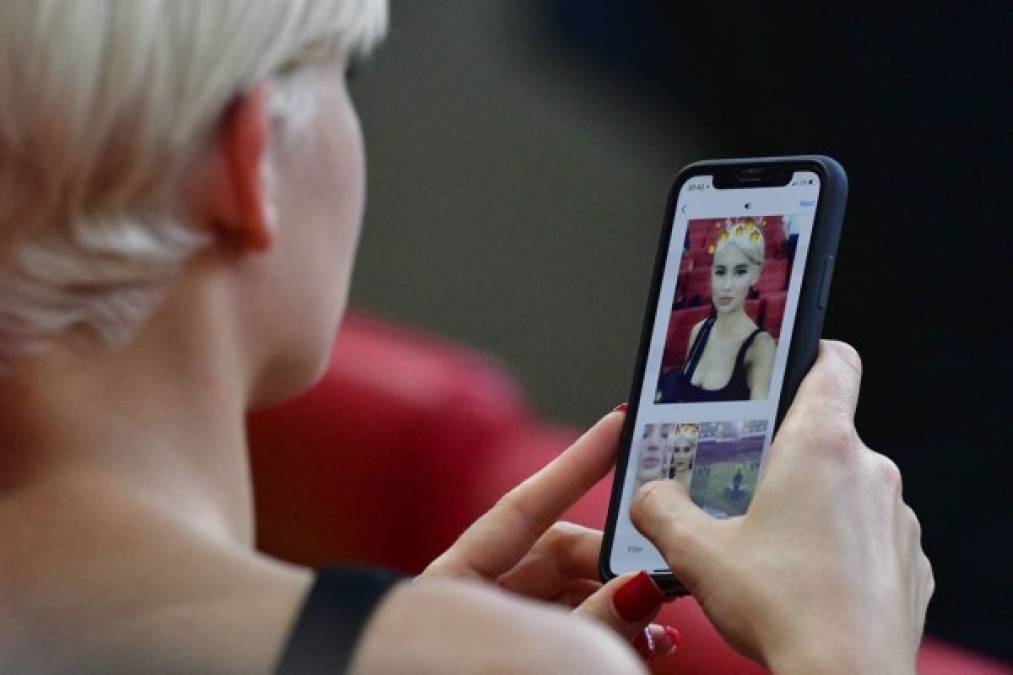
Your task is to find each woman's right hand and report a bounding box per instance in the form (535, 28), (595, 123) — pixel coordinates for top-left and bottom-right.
(631, 341), (934, 674)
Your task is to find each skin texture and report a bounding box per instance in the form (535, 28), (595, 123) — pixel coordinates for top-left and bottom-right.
(632, 342), (934, 674)
(687, 242), (776, 399)
(0, 40), (930, 675)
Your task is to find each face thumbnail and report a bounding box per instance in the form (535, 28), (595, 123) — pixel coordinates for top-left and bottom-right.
(634, 423), (699, 490)
(635, 424), (671, 483)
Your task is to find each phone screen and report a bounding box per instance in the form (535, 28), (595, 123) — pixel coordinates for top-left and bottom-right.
(609, 170), (822, 576)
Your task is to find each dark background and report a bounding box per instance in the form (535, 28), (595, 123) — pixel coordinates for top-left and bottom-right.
(349, 2), (1011, 660)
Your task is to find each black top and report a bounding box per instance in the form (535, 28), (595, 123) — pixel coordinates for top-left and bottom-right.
(276, 567), (401, 675)
(658, 316), (764, 403)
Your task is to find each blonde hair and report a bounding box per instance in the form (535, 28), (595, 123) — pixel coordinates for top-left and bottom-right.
(713, 218), (765, 266)
(0, 0), (387, 364)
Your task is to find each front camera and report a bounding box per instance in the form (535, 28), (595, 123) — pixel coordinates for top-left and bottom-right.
(744, 202), (752, 209)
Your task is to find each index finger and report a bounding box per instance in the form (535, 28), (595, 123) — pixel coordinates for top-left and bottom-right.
(431, 410), (624, 579)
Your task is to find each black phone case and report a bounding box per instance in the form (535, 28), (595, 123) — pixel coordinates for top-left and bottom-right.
(599, 155), (848, 596)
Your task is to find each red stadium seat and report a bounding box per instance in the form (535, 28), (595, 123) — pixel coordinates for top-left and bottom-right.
(686, 232), (706, 251)
(686, 220), (716, 250)
(674, 271), (689, 305)
(755, 258), (789, 293)
(760, 216), (787, 257)
(761, 291), (788, 339)
(683, 267), (712, 304)
(662, 305), (713, 372)
(690, 248), (713, 269)
(688, 219), (714, 238)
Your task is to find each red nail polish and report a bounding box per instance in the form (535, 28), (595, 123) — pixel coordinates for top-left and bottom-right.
(633, 628), (655, 661)
(613, 571), (664, 622)
(664, 626), (682, 652)
(612, 402), (628, 413)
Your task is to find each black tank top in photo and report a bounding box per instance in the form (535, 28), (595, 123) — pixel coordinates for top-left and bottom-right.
(659, 316), (764, 403)
(276, 566), (401, 675)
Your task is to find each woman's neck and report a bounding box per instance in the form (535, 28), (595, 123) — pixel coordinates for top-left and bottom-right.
(0, 274), (258, 548)
(712, 308), (749, 335)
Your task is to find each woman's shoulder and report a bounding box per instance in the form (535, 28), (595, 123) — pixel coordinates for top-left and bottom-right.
(746, 329), (776, 359)
(350, 578), (639, 674)
(0, 493), (316, 674)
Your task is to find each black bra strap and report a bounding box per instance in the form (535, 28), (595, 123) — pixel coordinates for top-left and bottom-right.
(737, 328), (764, 361)
(683, 314), (716, 379)
(276, 567), (402, 675)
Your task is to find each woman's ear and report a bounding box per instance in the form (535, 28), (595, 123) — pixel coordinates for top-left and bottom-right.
(204, 83), (276, 252)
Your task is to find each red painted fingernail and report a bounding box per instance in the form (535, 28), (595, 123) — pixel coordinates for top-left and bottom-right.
(613, 571), (664, 622)
(612, 402), (628, 413)
(664, 626), (682, 653)
(633, 628), (655, 661)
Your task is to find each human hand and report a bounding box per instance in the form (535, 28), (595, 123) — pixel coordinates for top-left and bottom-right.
(631, 341), (933, 674)
(423, 411), (680, 662)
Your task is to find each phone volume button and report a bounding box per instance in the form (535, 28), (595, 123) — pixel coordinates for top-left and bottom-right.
(817, 255), (835, 310)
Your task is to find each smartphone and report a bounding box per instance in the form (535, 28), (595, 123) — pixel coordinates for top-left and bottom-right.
(599, 156), (847, 595)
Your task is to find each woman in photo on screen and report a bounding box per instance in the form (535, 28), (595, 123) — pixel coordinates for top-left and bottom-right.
(658, 219), (776, 403)
(665, 428), (697, 489)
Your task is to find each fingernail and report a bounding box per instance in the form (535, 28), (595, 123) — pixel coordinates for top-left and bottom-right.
(633, 628), (655, 661)
(613, 571), (664, 622)
(663, 626), (682, 654)
(612, 402), (628, 413)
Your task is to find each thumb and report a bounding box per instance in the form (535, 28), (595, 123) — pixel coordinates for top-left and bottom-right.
(629, 479), (721, 593)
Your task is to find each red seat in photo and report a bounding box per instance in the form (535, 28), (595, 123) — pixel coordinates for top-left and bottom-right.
(683, 267), (712, 303)
(679, 255), (694, 273)
(688, 219), (714, 238)
(755, 258), (789, 293)
(662, 305), (713, 372)
(673, 271), (688, 305)
(690, 248), (713, 269)
(686, 229), (709, 251)
(761, 216), (787, 257)
(761, 291), (788, 339)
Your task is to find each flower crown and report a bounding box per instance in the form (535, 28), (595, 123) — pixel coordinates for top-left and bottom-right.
(707, 218), (765, 255)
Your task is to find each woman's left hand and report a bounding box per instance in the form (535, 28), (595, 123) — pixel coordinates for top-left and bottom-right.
(422, 409), (680, 661)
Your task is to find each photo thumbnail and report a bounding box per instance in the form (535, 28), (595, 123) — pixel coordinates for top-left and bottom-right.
(656, 215), (802, 404)
(688, 419), (767, 518)
(632, 422), (701, 493)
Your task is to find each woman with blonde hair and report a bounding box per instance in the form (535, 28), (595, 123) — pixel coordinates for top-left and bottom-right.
(0, 2), (932, 673)
(659, 219), (776, 403)
(665, 428), (697, 489)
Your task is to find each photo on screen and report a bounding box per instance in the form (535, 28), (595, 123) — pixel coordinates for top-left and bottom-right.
(632, 422), (701, 493)
(688, 419), (766, 518)
(655, 215), (802, 404)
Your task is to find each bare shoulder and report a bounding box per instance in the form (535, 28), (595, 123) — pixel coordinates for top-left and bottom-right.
(351, 578), (643, 674)
(0, 500), (315, 675)
(749, 331), (776, 360)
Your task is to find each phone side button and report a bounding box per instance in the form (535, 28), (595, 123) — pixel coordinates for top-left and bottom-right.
(817, 255), (835, 310)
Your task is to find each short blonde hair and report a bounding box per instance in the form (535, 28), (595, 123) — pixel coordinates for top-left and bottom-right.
(0, 0), (387, 364)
